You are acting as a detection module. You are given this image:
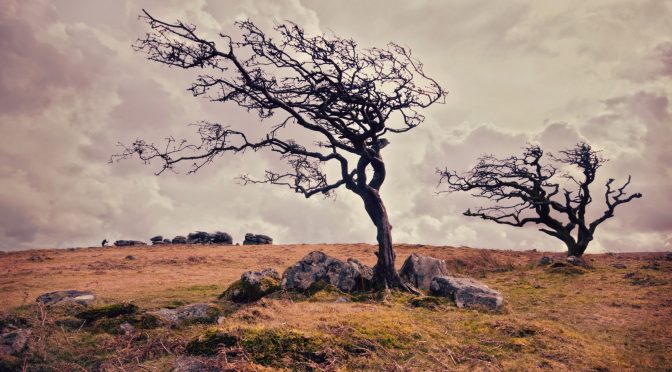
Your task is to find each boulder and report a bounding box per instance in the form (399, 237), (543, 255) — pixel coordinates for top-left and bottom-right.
(243, 233), (273, 245)
(172, 236), (188, 244)
(220, 268), (281, 303)
(119, 322), (135, 336)
(566, 256), (581, 265)
(399, 253), (451, 291)
(210, 231), (233, 245)
(0, 329), (30, 356)
(430, 276), (503, 311)
(150, 235), (163, 242)
(152, 241), (166, 245)
(163, 239), (172, 244)
(281, 251), (373, 293)
(539, 256), (552, 265)
(36, 290), (96, 306)
(187, 231), (211, 244)
(151, 303), (220, 326)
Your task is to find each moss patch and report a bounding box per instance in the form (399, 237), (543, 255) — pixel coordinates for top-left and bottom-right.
(76, 303), (138, 322)
(219, 277), (280, 303)
(185, 329), (239, 356)
(547, 262), (588, 275)
(308, 283), (346, 302)
(241, 328), (327, 367)
(409, 296), (452, 310)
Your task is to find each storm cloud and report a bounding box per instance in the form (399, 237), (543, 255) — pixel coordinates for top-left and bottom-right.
(0, 0), (670, 252)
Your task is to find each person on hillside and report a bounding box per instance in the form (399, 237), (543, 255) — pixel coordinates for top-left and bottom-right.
(101, 239), (108, 247)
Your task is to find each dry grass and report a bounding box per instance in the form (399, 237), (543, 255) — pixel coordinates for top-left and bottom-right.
(1, 243), (671, 371)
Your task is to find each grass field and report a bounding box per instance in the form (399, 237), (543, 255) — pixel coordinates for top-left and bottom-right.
(0, 243), (670, 371)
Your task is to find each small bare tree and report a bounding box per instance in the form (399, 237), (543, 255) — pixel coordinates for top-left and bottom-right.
(437, 143), (642, 256)
(114, 11), (446, 290)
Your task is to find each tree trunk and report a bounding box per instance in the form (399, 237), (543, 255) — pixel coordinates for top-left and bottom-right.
(566, 241), (588, 257)
(359, 188), (408, 291)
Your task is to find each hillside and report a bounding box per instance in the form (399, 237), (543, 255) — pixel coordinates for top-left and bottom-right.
(0, 243), (670, 371)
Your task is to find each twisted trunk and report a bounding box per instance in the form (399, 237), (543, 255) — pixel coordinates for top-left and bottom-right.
(359, 188), (415, 291)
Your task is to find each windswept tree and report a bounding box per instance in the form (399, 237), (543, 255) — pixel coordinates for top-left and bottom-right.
(437, 143), (642, 257)
(114, 11), (446, 290)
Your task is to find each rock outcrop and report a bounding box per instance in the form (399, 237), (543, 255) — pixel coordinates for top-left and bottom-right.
(281, 251), (373, 293)
(220, 268), (281, 303)
(399, 253), (451, 291)
(187, 231), (211, 244)
(210, 231), (233, 244)
(430, 276), (503, 311)
(36, 290), (96, 306)
(243, 233), (273, 245)
(114, 240), (147, 247)
(172, 236), (188, 244)
(151, 303), (220, 326)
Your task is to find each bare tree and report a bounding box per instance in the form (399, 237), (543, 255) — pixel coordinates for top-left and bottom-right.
(113, 11), (446, 290)
(437, 143), (642, 257)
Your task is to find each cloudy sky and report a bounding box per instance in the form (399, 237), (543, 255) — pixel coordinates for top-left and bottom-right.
(1, 0), (670, 252)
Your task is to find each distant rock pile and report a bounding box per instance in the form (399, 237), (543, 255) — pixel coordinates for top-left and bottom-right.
(184, 231), (233, 245)
(243, 233), (273, 245)
(114, 240), (147, 247)
(108, 231), (268, 247)
(187, 231), (211, 244)
(150, 236), (168, 245)
(172, 236), (187, 244)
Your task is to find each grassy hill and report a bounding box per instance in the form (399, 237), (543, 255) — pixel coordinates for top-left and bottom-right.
(0, 243), (670, 371)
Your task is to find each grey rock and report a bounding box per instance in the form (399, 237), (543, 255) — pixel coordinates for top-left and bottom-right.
(151, 303), (219, 326)
(221, 268), (281, 303)
(173, 356), (220, 372)
(281, 251), (373, 293)
(36, 290), (96, 306)
(114, 240), (146, 247)
(0, 329), (30, 356)
(150, 235), (163, 242)
(241, 268), (280, 286)
(399, 253), (451, 290)
(430, 276), (503, 311)
(124, 255), (135, 260)
(243, 233), (273, 245)
(187, 231), (211, 244)
(172, 236), (188, 244)
(119, 322), (135, 335)
(539, 256), (552, 265)
(163, 239), (172, 244)
(152, 241), (166, 245)
(565, 255), (593, 268)
(211, 231), (233, 244)
(566, 256), (582, 265)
